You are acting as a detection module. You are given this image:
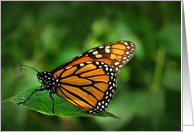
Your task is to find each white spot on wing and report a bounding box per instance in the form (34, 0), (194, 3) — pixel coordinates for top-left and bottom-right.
(96, 54), (102, 58)
(66, 66), (72, 69)
(88, 49), (95, 53)
(80, 63), (84, 66)
(106, 46), (111, 49)
(78, 54), (82, 57)
(115, 62), (119, 65)
(93, 51), (98, 55)
(124, 42), (128, 45)
(99, 46), (104, 49)
(105, 48), (110, 53)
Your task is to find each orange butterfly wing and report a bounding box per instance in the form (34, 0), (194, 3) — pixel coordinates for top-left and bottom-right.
(51, 41), (136, 75)
(51, 41), (135, 114)
(54, 61), (116, 114)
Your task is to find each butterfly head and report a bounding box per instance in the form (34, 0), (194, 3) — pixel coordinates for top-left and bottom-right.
(37, 71), (50, 81)
(37, 71), (60, 93)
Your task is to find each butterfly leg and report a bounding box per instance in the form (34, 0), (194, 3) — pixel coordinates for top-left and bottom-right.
(18, 88), (46, 105)
(49, 92), (54, 113)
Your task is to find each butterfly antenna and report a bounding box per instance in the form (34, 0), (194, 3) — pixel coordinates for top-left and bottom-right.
(20, 64), (39, 73)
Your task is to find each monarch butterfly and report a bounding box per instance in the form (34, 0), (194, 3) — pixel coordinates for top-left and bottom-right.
(18, 41), (136, 115)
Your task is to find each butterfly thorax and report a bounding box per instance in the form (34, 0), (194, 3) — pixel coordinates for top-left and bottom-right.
(37, 71), (60, 93)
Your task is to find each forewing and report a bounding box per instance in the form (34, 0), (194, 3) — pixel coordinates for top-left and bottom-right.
(51, 41), (136, 75)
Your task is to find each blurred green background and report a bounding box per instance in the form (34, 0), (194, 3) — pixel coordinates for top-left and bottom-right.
(1, 1), (181, 131)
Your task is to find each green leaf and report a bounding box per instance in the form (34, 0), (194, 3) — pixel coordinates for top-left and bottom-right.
(2, 86), (120, 119)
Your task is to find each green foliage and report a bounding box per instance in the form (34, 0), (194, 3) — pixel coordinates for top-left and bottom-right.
(2, 86), (119, 119)
(1, 1), (181, 131)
